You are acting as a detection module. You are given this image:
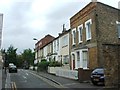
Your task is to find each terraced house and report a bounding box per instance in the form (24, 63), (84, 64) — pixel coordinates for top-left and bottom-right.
(70, 2), (120, 70)
(58, 28), (70, 69)
(49, 28), (71, 69)
(35, 34), (55, 62)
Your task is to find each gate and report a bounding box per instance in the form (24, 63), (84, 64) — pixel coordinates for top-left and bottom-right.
(102, 44), (120, 89)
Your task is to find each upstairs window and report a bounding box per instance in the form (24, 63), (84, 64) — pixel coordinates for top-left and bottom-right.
(54, 41), (56, 52)
(118, 25), (120, 38)
(78, 24), (83, 43)
(57, 39), (59, 51)
(62, 35), (68, 47)
(116, 21), (120, 38)
(72, 28), (76, 45)
(85, 19), (92, 41)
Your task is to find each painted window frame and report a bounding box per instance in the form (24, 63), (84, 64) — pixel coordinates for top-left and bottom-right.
(62, 35), (68, 47)
(82, 49), (89, 69)
(76, 51), (80, 61)
(85, 19), (92, 41)
(57, 39), (59, 51)
(78, 24), (83, 43)
(116, 21), (120, 38)
(72, 28), (76, 45)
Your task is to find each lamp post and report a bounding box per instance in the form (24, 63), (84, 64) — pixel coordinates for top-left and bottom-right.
(33, 38), (38, 41)
(33, 38), (39, 69)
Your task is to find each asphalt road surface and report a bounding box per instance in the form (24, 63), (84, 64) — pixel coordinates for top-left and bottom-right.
(4, 69), (104, 90)
(5, 69), (62, 89)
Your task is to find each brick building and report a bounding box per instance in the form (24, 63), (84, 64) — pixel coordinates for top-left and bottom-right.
(70, 2), (120, 70)
(35, 34), (55, 62)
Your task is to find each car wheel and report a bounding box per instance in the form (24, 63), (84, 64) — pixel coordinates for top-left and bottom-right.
(92, 81), (98, 85)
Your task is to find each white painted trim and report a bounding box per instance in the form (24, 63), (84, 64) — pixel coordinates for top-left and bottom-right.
(81, 49), (89, 69)
(78, 24), (83, 43)
(72, 28), (76, 45)
(85, 19), (92, 26)
(85, 19), (92, 41)
(116, 21), (120, 24)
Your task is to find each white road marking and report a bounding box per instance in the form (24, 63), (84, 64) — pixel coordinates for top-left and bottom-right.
(23, 76), (27, 79)
(11, 82), (17, 90)
(26, 73), (29, 76)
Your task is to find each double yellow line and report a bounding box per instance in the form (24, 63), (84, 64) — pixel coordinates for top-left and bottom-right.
(11, 82), (17, 90)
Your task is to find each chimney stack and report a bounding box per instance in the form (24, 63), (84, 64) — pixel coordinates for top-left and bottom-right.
(91, 0), (97, 2)
(62, 24), (66, 33)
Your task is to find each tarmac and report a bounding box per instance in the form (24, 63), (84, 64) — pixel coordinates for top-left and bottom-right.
(29, 70), (104, 89)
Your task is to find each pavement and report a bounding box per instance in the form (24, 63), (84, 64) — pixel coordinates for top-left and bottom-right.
(0, 66), (7, 90)
(29, 70), (104, 89)
(0, 67), (2, 90)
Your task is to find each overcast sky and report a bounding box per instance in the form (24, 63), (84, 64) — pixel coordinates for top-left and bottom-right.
(0, 0), (119, 53)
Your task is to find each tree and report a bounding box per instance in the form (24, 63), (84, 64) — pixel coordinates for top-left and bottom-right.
(1, 48), (7, 67)
(6, 45), (17, 66)
(17, 54), (24, 68)
(22, 48), (35, 67)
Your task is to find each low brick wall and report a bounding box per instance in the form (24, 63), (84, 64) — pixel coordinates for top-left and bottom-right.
(78, 68), (92, 82)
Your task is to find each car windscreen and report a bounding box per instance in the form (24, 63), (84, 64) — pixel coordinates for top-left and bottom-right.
(92, 68), (104, 73)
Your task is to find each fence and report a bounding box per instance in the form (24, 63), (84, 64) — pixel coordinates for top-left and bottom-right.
(48, 66), (78, 80)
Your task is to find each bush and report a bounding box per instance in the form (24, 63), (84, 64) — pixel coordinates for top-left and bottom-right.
(37, 59), (49, 72)
(49, 61), (62, 67)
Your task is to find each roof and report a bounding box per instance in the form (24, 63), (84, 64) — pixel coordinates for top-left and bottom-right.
(35, 34), (55, 49)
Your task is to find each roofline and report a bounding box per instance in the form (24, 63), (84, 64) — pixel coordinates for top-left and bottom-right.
(58, 29), (71, 38)
(35, 34), (55, 45)
(70, 1), (120, 20)
(70, 2), (93, 20)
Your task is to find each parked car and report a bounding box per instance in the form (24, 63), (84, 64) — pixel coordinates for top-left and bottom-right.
(9, 63), (14, 67)
(29, 66), (33, 70)
(9, 65), (17, 73)
(90, 67), (105, 85)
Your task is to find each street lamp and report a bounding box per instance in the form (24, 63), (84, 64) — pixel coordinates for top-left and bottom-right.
(33, 38), (38, 41)
(33, 38), (39, 69)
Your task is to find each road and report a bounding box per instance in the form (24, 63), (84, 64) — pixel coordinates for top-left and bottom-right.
(3, 69), (104, 90)
(5, 69), (62, 89)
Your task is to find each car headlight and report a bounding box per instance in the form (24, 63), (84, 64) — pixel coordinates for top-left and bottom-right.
(91, 75), (93, 78)
(100, 76), (104, 79)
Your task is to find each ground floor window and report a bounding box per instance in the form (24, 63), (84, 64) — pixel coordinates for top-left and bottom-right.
(63, 55), (69, 64)
(82, 51), (88, 69)
(76, 51), (80, 68)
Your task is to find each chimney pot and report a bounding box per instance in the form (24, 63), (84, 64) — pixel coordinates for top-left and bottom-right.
(91, 0), (97, 2)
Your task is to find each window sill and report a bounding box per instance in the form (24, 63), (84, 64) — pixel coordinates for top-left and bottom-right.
(86, 39), (91, 41)
(79, 41), (83, 44)
(72, 43), (76, 46)
(62, 45), (68, 48)
(83, 68), (89, 70)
